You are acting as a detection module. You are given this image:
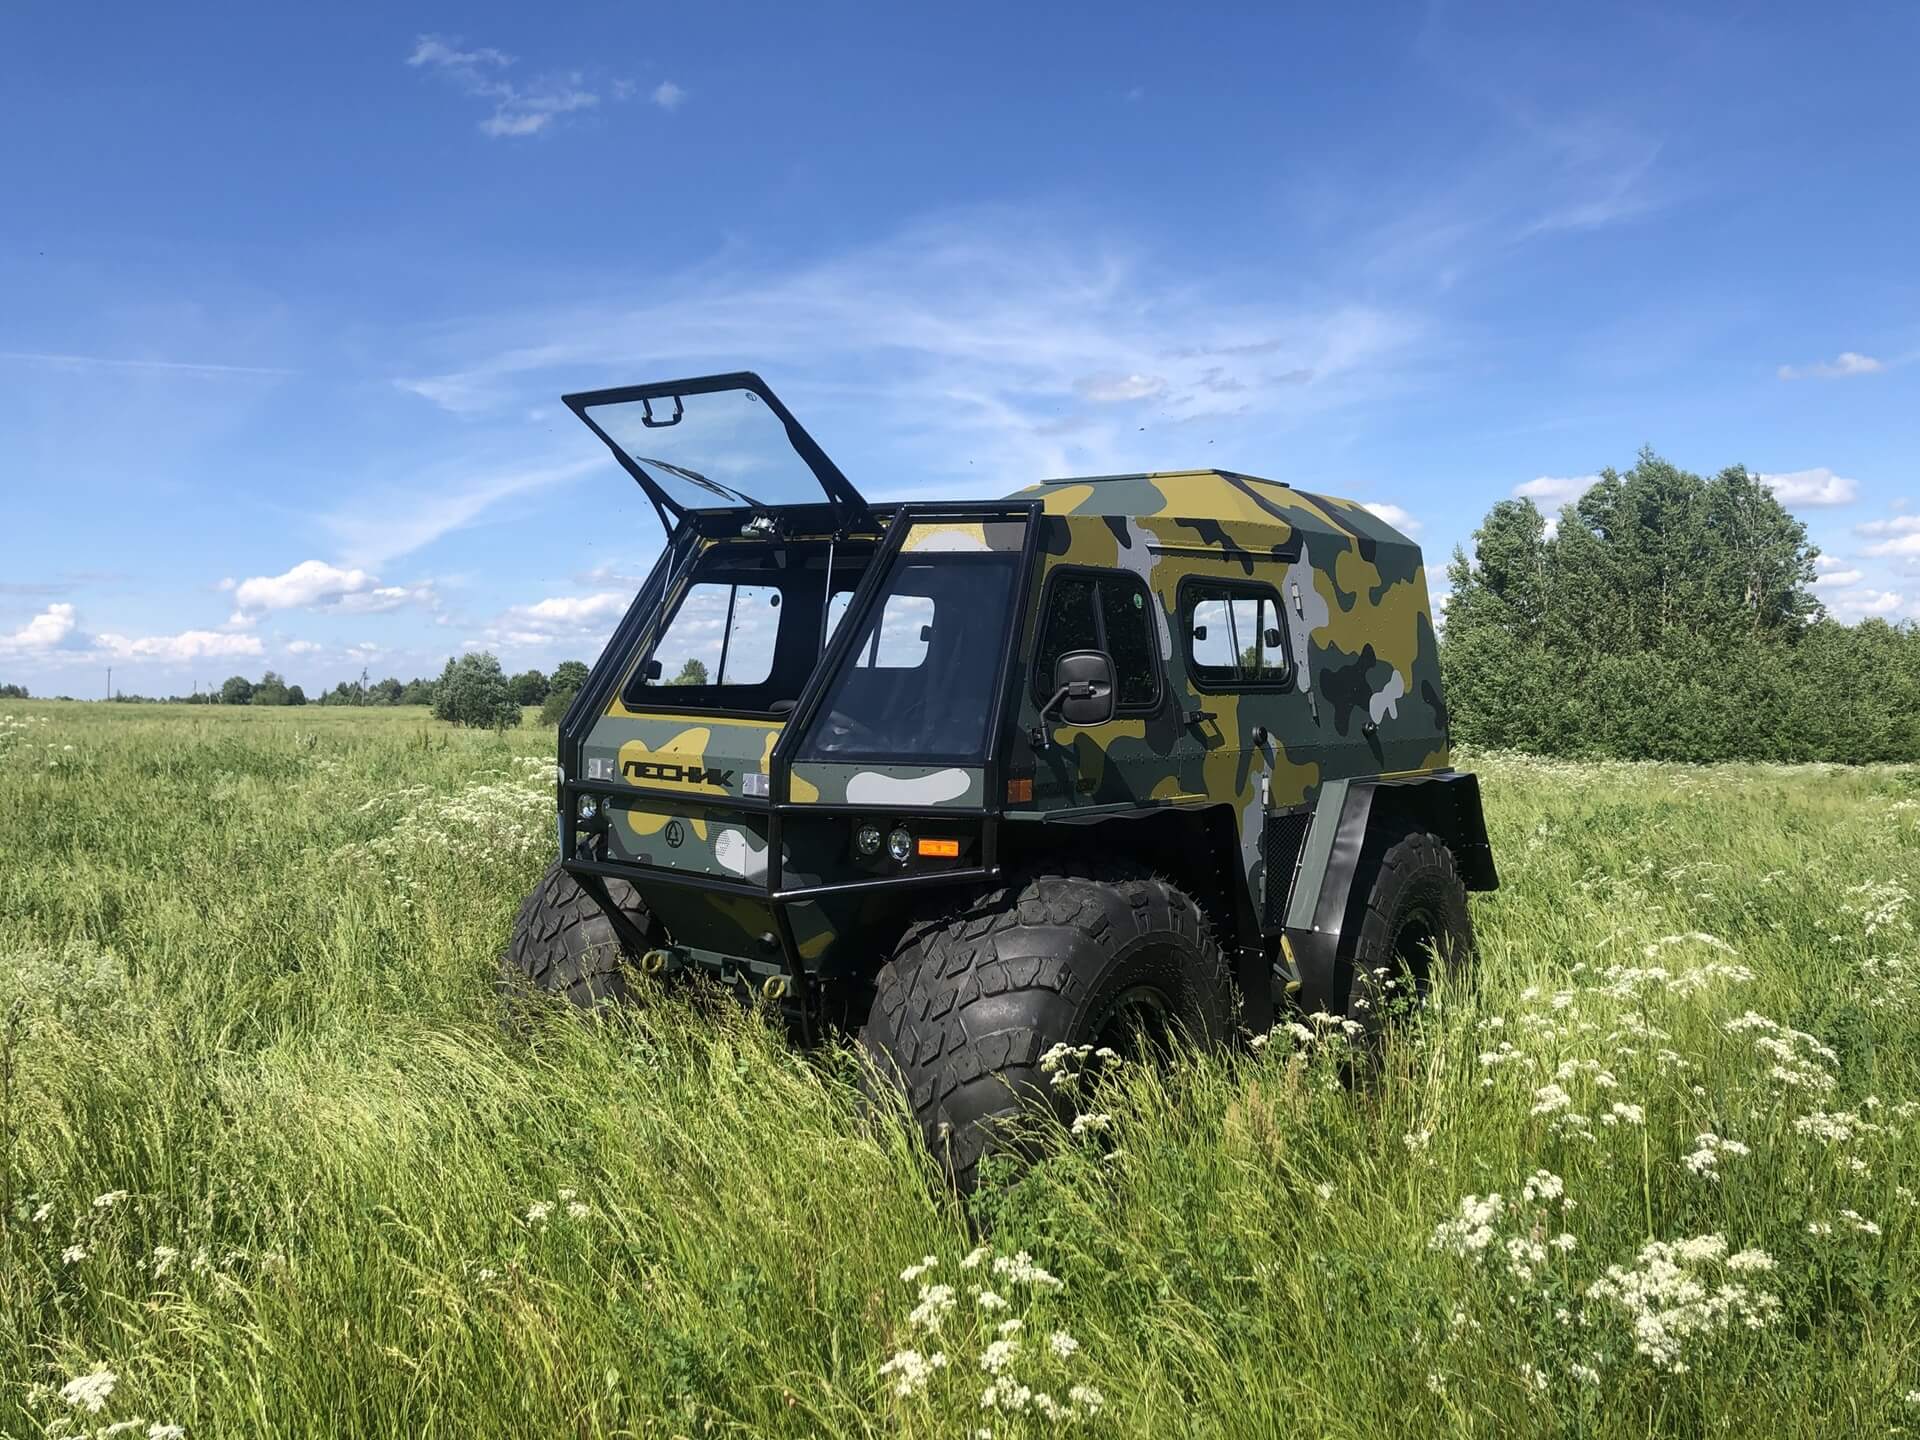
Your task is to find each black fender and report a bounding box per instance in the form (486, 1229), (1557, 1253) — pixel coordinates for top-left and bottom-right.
(1281, 772), (1496, 1013)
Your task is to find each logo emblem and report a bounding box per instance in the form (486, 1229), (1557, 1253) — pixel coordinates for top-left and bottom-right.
(663, 820), (685, 849)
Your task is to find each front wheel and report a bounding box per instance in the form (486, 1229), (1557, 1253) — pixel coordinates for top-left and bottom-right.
(860, 869), (1232, 1192)
(502, 859), (658, 1009)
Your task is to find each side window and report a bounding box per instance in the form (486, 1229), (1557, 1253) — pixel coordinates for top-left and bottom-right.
(1032, 568), (1159, 710)
(643, 582), (781, 688)
(1184, 581), (1292, 689)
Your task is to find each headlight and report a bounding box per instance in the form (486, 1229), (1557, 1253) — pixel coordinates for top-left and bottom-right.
(578, 795), (599, 821)
(887, 826), (913, 863)
(856, 822), (883, 857)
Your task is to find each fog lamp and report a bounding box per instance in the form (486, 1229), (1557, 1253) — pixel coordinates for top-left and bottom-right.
(886, 826), (913, 863)
(578, 795), (599, 821)
(856, 821), (883, 857)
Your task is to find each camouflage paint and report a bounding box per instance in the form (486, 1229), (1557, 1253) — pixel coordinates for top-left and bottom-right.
(1007, 470), (1448, 921)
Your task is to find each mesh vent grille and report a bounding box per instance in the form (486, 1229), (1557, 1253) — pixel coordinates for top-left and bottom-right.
(1262, 809), (1312, 929)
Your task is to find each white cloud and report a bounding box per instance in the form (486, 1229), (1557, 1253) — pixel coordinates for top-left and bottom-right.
(285, 640), (323, 655)
(408, 34), (598, 139)
(0, 603), (78, 654)
(1823, 587), (1908, 621)
(1856, 515), (1920, 538)
(1358, 501), (1421, 534)
(511, 592), (629, 629)
(234, 560), (376, 612)
(1813, 567), (1864, 587)
(1514, 474), (1597, 505)
(339, 583), (437, 615)
(1760, 468), (1858, 507)
(1075, 372), (1167, 403)
(0, 351), (292, 378)
(1862, 530), (1920, 559)
(651, 81), (686, 111)
(1777, 352), (1885, 381)
(94, 629), (265, 662)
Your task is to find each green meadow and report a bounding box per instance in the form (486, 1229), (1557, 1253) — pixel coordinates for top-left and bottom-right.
(2, 702), (1916, 1438)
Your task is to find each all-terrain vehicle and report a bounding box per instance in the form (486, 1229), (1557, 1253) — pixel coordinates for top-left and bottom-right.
(506, 372), (1496, 1186)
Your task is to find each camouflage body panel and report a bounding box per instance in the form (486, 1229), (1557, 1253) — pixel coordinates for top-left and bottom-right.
(1006, 471), (1448, 921)
(788, 760), (986, 809)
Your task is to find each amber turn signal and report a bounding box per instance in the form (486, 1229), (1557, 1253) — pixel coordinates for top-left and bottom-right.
(916, 837), (961, 858)
(1005, 777), (1034, 804)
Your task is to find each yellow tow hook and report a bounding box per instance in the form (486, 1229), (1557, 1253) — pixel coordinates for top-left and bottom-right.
(760, 974), (791, 1001)
(640, 949), (671, 975)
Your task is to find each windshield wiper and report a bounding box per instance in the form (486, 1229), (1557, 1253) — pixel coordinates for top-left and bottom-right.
(631, 453), (765, 508)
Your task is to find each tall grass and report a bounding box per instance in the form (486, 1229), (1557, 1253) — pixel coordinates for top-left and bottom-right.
(2, 703), (1916, 1437)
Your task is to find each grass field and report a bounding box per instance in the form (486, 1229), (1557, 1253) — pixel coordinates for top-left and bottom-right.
(2, 702), (1918, 1439)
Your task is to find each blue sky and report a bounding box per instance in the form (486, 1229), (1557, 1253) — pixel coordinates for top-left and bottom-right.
(3, 2), (1917, 696)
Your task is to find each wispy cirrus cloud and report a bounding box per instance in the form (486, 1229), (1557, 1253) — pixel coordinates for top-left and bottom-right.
(407, 34), (598, 138)
(385, 210), (1428, 493)
(0, 351), (292, 377)
(322, 456), (603, 569)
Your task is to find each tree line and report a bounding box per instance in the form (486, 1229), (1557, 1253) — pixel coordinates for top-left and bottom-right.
(1441, 448), (1920, 763)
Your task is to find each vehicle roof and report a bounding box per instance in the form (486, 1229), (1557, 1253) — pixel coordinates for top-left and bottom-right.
(1007, 469), (1419, 554)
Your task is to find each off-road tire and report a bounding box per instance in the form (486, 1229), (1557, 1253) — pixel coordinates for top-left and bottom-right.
(861, 868), (1232, 1192)
(503, 859), (658, 1010)
(1344, 829), (1473, 1029)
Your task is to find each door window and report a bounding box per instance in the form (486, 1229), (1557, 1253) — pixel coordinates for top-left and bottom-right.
(1032, 568), (1160, 710)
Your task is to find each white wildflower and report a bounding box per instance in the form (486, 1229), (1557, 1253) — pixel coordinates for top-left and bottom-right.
(991, 1251), (1062, 1289)
(878, 1347), (947, 1397)
(1530, 1083), (1573, 1116)
(960, 1244), (992, 1270)
(900, 1254), (939, 1284)
(61, 1244), (88, 1264)
(60, 1368), (118, 1414)
(1070, 1111), (1112, 1137)
(1068, 1384), (1105, 1415)
(566, 1202), (590, 1220)
(976, 1289), (1009, 1312)
(1048, 1329), (1080, 1360)
(979, 1337), (1021, 1375)
(909, 1283), (957, 1330)
(147, 1426), (187, 1440)
(151, 1245), (180, 1276)
(1521, 1170), (1565, 1206)
(1840, 1209), (1882, 1237)
(1430, 1193), (1506, 1256)
(1726, 1249), (1774, 1273)
(524, 1200), (553, 1223)
(92, 1190), (129, 1209)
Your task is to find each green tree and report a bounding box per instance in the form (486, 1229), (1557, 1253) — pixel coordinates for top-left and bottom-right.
(510, 669), (550, 705)
(0, 682), (28, 699)
(287, 684), (308, 706)
(398, 678), (435, 706)
(550, 660), (590, 695)
(669, 658), (710, 686)
(1440, 448), (1909, 763)
(369, 677), (405, 706)
(433, 652), (522, 730)
(219, 675), (253, 706)
(252, 670), (290, 706)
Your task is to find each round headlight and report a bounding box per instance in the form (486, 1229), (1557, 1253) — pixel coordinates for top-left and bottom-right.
(887, 827), (913, 863)
(578, 795), (599, 821)
(856, 822), (883, 857)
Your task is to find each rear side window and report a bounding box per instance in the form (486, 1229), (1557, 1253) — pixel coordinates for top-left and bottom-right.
(1032, 567), (1160, 711)
(1182, 580), (1292, 689)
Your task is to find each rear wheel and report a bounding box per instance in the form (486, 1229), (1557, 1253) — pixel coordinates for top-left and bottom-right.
(860, 868), (1231, 1192)
(1343, 830), (1473, 1029)
(503, 859), (659, 1009)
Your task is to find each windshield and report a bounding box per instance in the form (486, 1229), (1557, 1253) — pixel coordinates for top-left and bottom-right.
(567, 374), (866, 523)
(801, 550), (1021, 764)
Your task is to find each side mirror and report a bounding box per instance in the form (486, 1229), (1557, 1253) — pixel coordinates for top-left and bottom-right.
(1051, 650), (1116, 727)
(1264, 627), (1282, 649)
(643, 659), (663, 681)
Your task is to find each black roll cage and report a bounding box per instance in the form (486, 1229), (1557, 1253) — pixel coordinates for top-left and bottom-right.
(557, 497), (1045, 968)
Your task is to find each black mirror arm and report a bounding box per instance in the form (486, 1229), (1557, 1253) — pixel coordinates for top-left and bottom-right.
(1029, 682), (1098, 750)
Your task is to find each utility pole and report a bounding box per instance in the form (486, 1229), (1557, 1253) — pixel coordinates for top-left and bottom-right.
(106, 667), (112, 702)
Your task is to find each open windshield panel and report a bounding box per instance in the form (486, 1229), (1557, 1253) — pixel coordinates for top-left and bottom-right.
(563, 372), (870, 534)
(796, 520), (1029, 771)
